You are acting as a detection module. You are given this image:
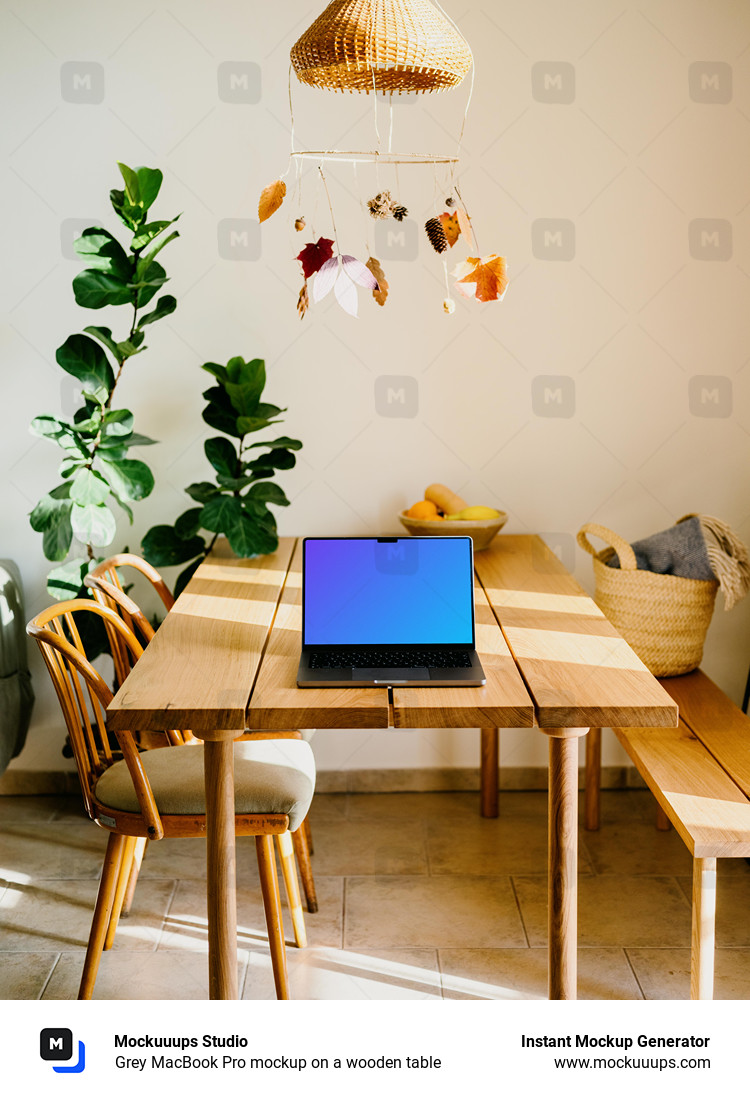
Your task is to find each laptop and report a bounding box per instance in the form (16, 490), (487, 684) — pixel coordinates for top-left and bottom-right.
(297, 535), (486, 687)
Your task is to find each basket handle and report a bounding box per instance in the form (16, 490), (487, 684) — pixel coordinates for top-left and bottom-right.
(577, 522), (638, 571)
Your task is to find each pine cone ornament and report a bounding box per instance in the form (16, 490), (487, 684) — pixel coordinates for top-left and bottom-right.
(367, 191), (393, 219)
(425, 216), (448, 254)
(392, 204), (409, 222)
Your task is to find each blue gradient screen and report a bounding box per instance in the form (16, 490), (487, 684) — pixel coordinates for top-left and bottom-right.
(303, 537), (474, 645)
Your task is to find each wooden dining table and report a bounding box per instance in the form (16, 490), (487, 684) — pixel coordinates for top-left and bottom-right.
(106, 534), (678, 1000)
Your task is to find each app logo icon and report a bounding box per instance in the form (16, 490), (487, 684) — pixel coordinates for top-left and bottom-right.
(40, 1028), (86, 1073)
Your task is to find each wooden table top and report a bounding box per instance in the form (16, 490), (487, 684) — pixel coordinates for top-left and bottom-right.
(106, 535), (678, 733)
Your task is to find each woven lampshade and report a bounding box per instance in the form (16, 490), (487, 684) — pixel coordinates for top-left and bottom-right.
(290, 0), (473, 94)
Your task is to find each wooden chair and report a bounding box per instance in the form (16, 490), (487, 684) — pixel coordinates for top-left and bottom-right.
(27, 599), (316, 1000)
(86, 557), (318, 915)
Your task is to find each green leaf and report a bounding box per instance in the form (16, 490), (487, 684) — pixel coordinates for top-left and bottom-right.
(131, 217), (179, 251)
(247, 435), (303, 451)
(141, 525), (206, 568)
(236, 414), (283, 434)
(136, 230), (179, 281)
(30, 483), (71, 532)
(135, 166), (163, 211)
(59, 456), (85, 479)
(110, 188), (143, 231)
(185, 481), (220, 503)
(110, 491), (134, 523)
(73, 269), (133, 309)
(201, 361), (228, 384)
(138, 294), (177, 327)
(118, 162), (141, 206)
(205, 436), (237, 478)
(203, 402), (240, 438)
(246, 481), (290, 506)
(227, 512), (278, 558)
(216, 473), (256, 491)
(120, 431), (158, 448)
(74, 228), (132, 281)
(71, 502), (116, 547)
(129, 260), (168, 308)
(175, 507), (203, 539)
(83, 325), (120, 360)
(46, 558), (89, 601)
(102, 409), (134, 437)
(98, 457), (154, 502)
(174, 557), (204, 599)
(70, 468), (110, 506)
(248, 448), (296, 472)
(56, 334), (115, 392)
(30, 415), (66, 441)
(199, 494), (242, 534)
(42, 506), (74, 560)
(224, 357), (266, 417)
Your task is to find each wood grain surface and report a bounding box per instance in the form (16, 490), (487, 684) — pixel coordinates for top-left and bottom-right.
(474, 535), (679, 729)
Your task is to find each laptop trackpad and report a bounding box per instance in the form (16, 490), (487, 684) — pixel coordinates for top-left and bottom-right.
(359, 667), (429, 682)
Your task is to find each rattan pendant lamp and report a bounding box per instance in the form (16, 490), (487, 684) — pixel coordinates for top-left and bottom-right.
(290, 0), (473, 95)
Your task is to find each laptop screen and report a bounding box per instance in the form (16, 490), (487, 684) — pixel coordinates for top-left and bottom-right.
(302, 536), (475, 646)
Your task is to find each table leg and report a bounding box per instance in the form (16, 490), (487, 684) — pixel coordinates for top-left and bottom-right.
(204, 738), (238, 1000)
(480, 728), (499, 818)
(542, 727), (589, 1000)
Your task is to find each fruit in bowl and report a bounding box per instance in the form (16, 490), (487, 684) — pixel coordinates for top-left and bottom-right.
(398, 485), (507, 550)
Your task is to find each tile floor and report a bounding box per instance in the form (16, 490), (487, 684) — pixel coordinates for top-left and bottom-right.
(2, 787), (750, 1000)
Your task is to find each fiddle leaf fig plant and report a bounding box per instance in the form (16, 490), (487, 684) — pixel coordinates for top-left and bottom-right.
(29, 162), (179, 606)
(142, 356), (302, 597)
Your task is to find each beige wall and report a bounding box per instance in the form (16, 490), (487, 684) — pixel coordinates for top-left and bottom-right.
(2, 0), (749, 778)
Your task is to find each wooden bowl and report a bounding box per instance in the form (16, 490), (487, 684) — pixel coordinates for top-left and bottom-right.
(397, 510), (508, 551)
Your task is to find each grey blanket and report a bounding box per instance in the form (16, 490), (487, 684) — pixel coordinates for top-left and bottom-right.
(607, 515), (715, 580)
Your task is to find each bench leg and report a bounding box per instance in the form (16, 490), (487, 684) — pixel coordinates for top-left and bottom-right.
(691, 856), (716, 1000)
(584, 728), (601, 831)
(656, 804), (672, 831)
(480, 728), (499, 818)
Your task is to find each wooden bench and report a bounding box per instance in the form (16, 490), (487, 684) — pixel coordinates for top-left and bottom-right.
(584, 668), (750, 999)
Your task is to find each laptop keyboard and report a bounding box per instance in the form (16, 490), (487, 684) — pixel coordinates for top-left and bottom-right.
(309, 648), (473, 670)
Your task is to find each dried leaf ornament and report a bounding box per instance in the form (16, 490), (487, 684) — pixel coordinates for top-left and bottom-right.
(313, 254), (378, 318)
(425, 217), (447, 254)
(297, 282), (309, 319)
(366, 257), (389, 306)
(258, 179), (286, 223)
(438, 211), (461, 247)
(452, 255), (509, 303)
(296, 237), (334, 279)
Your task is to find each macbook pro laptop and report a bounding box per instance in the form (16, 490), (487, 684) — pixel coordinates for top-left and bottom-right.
(297, 535), (486, 687)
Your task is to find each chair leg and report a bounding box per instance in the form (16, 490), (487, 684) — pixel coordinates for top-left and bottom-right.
(276, 831), (307, 948)
(256, 834), (290, 1000)
(584, 727), (601, 831)
(691, 856), (717, 1000)
(104, 835), (138, 950)
(292, 822), (318, 914)
(480, 728), (499, 818)
(120, 837), (148, 917)
(302, 814), (314, 856)
(78, 832), (126, 1000)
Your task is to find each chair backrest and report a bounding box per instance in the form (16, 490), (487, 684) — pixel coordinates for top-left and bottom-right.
(83, 575), (192, 747)
(87, 553), (174, 612)
(86, 554), (173, 686)
(27, 599), (163, 838)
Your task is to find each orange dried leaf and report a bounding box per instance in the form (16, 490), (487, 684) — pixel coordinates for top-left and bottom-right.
(453, 254), (509, 303)
(366, 256), (389, 306)
(258, 179), (286, 223)
(456, 205), (473, 248)
(438, 211), (461, 247)
(297, 282), (309, 319)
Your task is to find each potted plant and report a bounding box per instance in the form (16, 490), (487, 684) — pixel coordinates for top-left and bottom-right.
(142, 355), (302, 594)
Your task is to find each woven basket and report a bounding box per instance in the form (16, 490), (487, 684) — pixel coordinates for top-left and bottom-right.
(290, 0), (474, 94)
(577, 522), (718, 677)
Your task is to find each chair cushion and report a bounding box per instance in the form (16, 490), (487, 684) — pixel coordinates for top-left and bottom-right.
(95, 739), (315, 831)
